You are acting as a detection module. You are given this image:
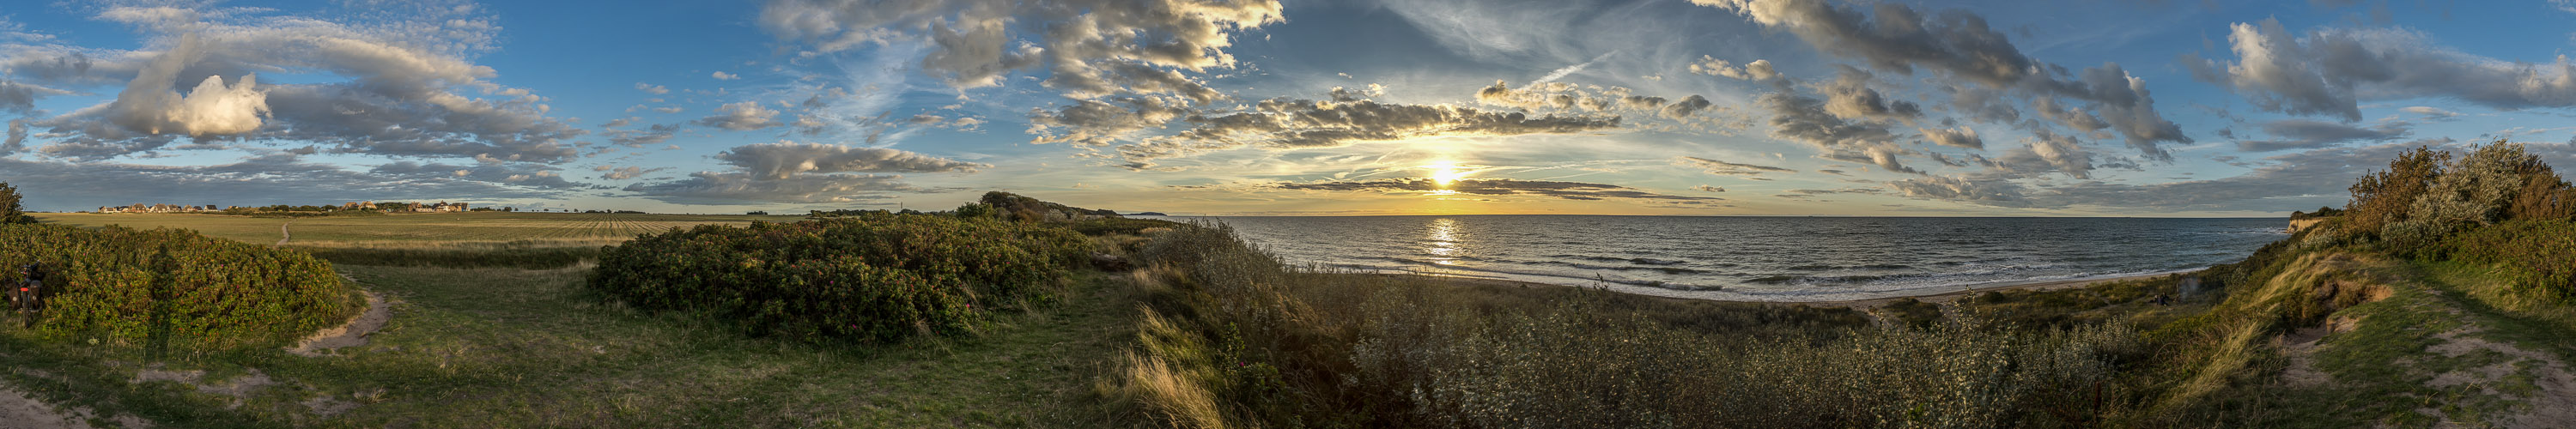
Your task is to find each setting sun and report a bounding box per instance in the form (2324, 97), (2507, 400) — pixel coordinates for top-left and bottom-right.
(1427, 163), (1465, 187)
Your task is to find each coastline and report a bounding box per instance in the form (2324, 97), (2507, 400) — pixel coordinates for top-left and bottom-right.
(1369, 271), (2184, 308)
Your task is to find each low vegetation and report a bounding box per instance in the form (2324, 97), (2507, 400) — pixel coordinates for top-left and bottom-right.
(587, 213), (1092, 343)
(0, 224), (354, 351)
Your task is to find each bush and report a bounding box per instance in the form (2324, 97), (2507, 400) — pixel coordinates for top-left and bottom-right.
(0, 182), (33, 225)
(2439, 219), (2576, 304)
(586, 213), (1091, 343)
(0, 224), (353, 349)
(1068, 217), (1188, 237)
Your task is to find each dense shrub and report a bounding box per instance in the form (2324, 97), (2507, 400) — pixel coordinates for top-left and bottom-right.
(1068, 217), (1188, 236)
(0, 182), (33, 225)
(0, 224), (353, 348)
(2438, 219), (2576, 304)
(2344, 146), (2447, 236)
(586, 213), (1091, 343)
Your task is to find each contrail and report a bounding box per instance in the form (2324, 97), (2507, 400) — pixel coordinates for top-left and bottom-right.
(1533, 50), (1619, 83)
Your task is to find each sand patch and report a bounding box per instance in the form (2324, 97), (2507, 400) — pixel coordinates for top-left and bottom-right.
(289, 292), (391, 357)
(2421, 329), (2576, 427)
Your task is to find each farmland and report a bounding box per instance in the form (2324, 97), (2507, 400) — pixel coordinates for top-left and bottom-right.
(34, 212), (783, 248)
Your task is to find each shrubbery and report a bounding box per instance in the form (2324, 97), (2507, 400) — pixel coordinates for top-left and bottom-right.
(586, 213), (1092, 343)
(1107, 222), (2142, 428)
(0, 224), (353, 348)
(2320, 141), (2573, 302)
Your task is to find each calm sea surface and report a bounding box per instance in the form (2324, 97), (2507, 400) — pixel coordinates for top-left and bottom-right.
(1148, 215), (2287, 302)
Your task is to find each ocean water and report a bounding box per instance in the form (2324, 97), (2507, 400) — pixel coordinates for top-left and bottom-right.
(1150, 215), (2287, 302)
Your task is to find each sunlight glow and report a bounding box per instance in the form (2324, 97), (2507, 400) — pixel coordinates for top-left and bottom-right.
(1426, 162), (1464, 187)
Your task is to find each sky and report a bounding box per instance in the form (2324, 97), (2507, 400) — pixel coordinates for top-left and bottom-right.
(3, 0), (2575, 216)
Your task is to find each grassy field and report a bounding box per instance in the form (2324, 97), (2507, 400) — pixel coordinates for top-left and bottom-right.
(0, 263), (1140, 428)
(34, 212), (784, 248)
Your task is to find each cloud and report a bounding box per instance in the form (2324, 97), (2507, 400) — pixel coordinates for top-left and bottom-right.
(593, 165), (670, 180)
(0, 154), (585, 211)
(1675, 156), (1797, 176)
(1025, 96), (1189, 147)
(1534, 50), (1619, 83)
(15, 5), (585, 163)
(712, 141), (987, 179)
(603, 124), (682, 148)
(1817, 66), (1921, 122)
(1917, 125), (1983, 149)
(2184, 19), (2576, 121)
(759, 0), (1280, 102)
(2397, 106), (2458, 119)
(1267, 178), (1722, 201)
(1692, 184), (1727, 192)
(1690, 56), (1778, 81)
(694, 101), (785, 130)
(1991, 130), (2095, 178)
(1889, 139), (2512, 211)
(1698, 0), (2191, 160)
(370, 160), (594, 190)
(2234, 118), (2409, 152)
(635, 82), (669, 94)
(1107, 94), (1622, 168)
(711, 71), (738, 81)
(623, 172), (919, 204)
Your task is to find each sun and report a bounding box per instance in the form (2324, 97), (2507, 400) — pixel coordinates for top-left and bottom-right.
(1427, 163), (1465, 187)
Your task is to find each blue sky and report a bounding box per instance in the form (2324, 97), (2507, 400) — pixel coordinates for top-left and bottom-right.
(3, 0), (2573, 215)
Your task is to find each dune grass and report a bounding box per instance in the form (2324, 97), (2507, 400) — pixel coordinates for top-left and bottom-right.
(0, 263), (1139, 428)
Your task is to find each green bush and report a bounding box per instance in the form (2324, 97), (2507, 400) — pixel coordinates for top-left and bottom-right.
(0, 224), (353, 349)
(2438, 218), (2576, 304)
(586, 213), (1091, 343)
(1067, 217), (1187, 236)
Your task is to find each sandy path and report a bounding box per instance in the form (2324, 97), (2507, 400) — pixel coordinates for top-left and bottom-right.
(0, 382), (91, 429)
(288, 291), (390, 357)
(1392, 273), (2176, 309)
(273, 221), (292, 247)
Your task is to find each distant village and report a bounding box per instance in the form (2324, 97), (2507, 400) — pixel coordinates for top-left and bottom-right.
(96, 201), (478, 214)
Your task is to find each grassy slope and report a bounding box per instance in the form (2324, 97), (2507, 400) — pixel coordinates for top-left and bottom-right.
(0, 263), (1138, 428)
(2136, 252), (2576, 427)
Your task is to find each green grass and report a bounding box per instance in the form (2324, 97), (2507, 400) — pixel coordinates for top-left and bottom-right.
(0, 263), (1139, 428)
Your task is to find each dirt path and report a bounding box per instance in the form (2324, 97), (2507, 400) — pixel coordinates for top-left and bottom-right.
(0, 382), (92, 429)
(273, 221), (292, 247)
(287, 291), (390, 357)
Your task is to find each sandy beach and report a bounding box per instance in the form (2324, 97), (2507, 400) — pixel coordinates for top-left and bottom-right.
(1381, 271), (2184, 309)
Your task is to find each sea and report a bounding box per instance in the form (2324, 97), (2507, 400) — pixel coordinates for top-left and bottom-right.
(1143, 215), (2287, 302)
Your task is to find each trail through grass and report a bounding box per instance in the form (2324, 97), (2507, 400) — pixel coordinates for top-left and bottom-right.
(0, 263), (1138, 428)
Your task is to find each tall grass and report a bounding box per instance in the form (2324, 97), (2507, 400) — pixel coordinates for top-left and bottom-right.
(1103, 222), (2151, 428)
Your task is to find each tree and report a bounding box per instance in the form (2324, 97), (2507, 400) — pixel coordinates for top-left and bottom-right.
(0, 181), (33, 224)
(2346, 145), (2447, 235)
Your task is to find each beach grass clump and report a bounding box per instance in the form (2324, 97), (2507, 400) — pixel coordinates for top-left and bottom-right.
(586, 212), (1091, 343)
(0, 224), (354, 349)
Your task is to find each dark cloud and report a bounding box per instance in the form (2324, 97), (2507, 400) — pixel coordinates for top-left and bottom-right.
(1268, 178), (1721, 201)
(369, 160), (597, 190)
(760, 0), (1279, 103)
(623, 172), (920, 205)
(1026, 96), (1189, 147)
(2235, 118), (2409, 152)
(1701, 0), (2191, 160)
(1990, 130), (2096, 178)
(713, 142), (987, 179)
(1676, 156), (1797, 176)
(593, 165), (671, 181)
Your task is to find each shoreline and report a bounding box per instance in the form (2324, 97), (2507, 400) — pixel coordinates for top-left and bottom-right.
(1370, 271), (2185, 308)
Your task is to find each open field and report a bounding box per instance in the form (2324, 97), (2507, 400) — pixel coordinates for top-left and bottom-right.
(33, 213), (786, 248)
(0, 264), (1140, 428)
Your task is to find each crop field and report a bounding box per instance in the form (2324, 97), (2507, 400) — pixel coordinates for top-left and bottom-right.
(33, 212), (785, 248)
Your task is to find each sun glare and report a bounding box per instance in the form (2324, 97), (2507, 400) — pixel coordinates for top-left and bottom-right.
(1426, 163), (1464, 187)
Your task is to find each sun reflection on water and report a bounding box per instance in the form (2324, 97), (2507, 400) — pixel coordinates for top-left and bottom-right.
(1424, 218), (1462, 265)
